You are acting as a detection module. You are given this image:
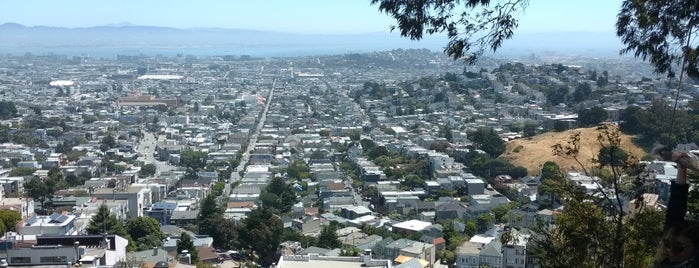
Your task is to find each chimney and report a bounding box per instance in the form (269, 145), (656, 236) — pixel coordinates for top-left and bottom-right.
(362, 249), (372, 265)
(153, 247), (158, 256)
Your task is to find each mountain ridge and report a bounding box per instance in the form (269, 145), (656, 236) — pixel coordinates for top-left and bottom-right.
(0, 22), (623, 58)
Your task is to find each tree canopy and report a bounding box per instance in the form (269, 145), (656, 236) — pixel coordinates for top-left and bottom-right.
(198, 194), (223, 221)
(0, 100), (18, 120)
(530, 125), (662, 267)
(261, 177), (297, 213)
(139, 163), (157, 177)
(0, 210), (21, 234)
(24, 175), (64, 211)
(177, 232), (198, 263)
(577, 106), (608, 127)
(180, 148), (208, 170)
(126, 217), (165, 251)
(285, 160), (310, 180)
(617, 0), (699, 79)
(620, 99), (695, 146)
(468, 127), (505, 157)
(317, 222), (342, 249)
(236, 207), (283, 266)
(371, 0), (529, 62)
(87, 204), (129, 239)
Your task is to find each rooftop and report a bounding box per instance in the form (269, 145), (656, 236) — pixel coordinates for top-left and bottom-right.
(392, 220), (433, 232)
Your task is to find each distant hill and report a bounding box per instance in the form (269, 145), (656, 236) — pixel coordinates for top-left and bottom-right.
(500, 126), (647, 175)
(0, 22), (446, 57)
(0, 23), (622, 57)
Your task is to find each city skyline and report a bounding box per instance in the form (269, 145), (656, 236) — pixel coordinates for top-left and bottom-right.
(2, 0), (623, 35)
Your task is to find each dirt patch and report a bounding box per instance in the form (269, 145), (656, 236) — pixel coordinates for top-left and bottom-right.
(500, 126), (648, 175)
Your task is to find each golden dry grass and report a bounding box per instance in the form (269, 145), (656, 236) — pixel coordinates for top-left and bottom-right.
(500, 126), (648, 175)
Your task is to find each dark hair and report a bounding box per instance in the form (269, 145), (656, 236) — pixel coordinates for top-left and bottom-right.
(653, 145), (673, 161)
(654, 222), (699, 266)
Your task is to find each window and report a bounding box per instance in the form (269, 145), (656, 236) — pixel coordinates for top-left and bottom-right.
(10, 257), (31, 264)
(40, 256), (67, 263)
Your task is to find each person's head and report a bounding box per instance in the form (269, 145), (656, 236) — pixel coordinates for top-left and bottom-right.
(653, 145), (674, 162)
(656, 223), (699, 264)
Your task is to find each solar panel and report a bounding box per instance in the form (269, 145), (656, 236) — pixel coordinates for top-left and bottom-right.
(25, 215), (37, 225)
(55, 215), (70, 223)
(49, 212), (61, 221)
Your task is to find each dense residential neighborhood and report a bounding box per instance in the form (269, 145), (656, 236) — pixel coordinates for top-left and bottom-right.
(0, 48), (695, 268)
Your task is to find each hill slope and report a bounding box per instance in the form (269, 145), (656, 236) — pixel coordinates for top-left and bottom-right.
(500, 126), (647, 175)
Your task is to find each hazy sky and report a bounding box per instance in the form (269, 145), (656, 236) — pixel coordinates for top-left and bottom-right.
(1, 0), (623, 34)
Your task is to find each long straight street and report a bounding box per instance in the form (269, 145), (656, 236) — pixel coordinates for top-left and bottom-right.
(225, 79), (276, 196)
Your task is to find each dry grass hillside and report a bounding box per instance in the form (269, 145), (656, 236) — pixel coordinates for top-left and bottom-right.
(500, 126), (648, 175)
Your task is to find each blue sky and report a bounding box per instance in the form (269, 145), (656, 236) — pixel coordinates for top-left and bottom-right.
(1, 0), (623, 34)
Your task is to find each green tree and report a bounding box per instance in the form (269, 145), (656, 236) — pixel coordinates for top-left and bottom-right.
(371, 0), (528, 61)
(9, 167), (34, 177)
(100, 134), (116, 151)
(620, 105), (645, 134)
(25, 177), (53, 211)
(363, 186), (380, 204)
(440, 220), (463, 250)
(491, 202), (517, 223)
(596, 75), (609, 87)
(126, 217), (165, 251)
(0, 210), (20, 234)
(429, 140), (451, 153)
(367, 146), (389, 160)
(464, 220), (477, 237)
(0, 125), (9, 143)
(286, 160), (310, 180)
(522, 121), (539, 137)
(140, 163), (157, 177)
(544, 85), (569, 105)
(439, 125), (453, 142)
(531, 125), (663, 268)
(598, 146), (629, 167)
(540, 161), (563, 182)
(476, 213), (494, 233)
(198, 194), (223, 222)
(177, 232), (198, 263)
(443, 72), (458, 82)
(201, 217), (238, 250)
(437, 249), (456, 267)
(359, 138), (376, 151)
(509, 166), (528, 179)
(212, 181), (225, 196)
(617, 1), (699, 145)
(577, 106), (608, 126)
(82, 114), (98, 124)
(468, 127), (505, 157)
(87, 204), (129, 239)
(572, 82), (593, 103)
(262, 177), (297, 213)
(65, 174), (85, 187)
(180, 149), (208, 170)
(236, 207), (283, 267)
(309, 150), (325, 160)
(401, 175), (425, 191)
(617, 0), (699, 80)
(317, 222), (342, 249)
(0, 100), (18, 119)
